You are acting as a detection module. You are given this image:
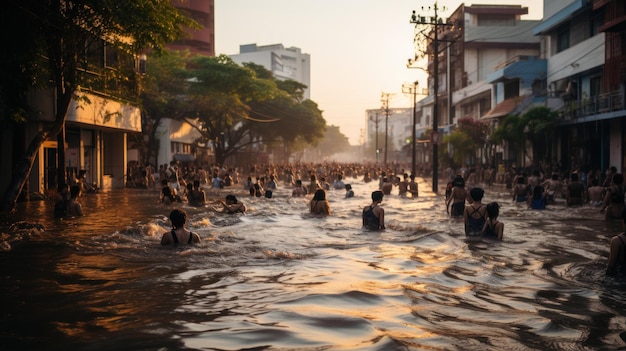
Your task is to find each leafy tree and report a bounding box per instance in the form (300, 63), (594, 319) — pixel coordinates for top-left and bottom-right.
(139, 49), (192, 167)
(444, 117), (489, 167)
(491, 114), (526, 164)
(490, 107), (558, 167)
(523, 106), (558, 165)
(139, 54), (327, 166)
(310, 125), (350, 158)
(183, 55), (279, 166)
(457, 117), (489, 149)
(1, 0), (196, 212)
(442, 130), (474, 167)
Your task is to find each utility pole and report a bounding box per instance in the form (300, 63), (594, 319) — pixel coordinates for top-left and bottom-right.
(402, 81), (419, 176)
(370, 112), (381, 164)
(381, 92), (393, 166)
(410, 2), (452, 194)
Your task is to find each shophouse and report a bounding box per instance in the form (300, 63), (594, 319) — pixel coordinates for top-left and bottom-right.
(412, 4), (542, 169)
(534, 0), (626, 174)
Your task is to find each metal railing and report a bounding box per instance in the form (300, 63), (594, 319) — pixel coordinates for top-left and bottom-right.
(559, 88), (625, 120)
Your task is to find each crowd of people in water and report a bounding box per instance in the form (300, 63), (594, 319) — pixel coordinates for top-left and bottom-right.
(53, 160), (626, 277)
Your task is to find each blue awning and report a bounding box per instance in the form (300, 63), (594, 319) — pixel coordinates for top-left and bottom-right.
(533, 0), (586, 36)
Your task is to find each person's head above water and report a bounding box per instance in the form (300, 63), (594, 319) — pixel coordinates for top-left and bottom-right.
(225, 194), (238, 203)
(372, 190), (384, 202)
(169, 209), (187, 229)
(469, 187), (484, 202)
(486, 202), (500, 219)
(313, 189), (326, 201)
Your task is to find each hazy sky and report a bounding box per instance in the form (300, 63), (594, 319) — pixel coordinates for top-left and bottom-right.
(215, 0), (543, 145)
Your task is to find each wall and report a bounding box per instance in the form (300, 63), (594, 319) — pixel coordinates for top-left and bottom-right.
(547, 33), (605, 85)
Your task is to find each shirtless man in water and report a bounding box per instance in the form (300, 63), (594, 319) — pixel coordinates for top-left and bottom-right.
(219, 194), (247, 214)
(380, 177), (393, 195)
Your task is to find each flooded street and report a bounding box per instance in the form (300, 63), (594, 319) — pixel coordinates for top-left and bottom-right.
(1, 176), (625, 351)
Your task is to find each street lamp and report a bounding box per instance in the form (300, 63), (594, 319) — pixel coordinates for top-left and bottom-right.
(138, 54), (147, 75)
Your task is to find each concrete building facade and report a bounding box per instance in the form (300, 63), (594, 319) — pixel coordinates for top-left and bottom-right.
(169, 0), (215, 56)
(230, 43), (312, 100)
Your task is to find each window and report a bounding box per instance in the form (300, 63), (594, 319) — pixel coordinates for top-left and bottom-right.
(590, 76), (601, 98)
(556, 25), (570, 53)
(590, 9), (604, 37)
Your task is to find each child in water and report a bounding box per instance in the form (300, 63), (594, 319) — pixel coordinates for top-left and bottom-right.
(483, 202), (504, 240)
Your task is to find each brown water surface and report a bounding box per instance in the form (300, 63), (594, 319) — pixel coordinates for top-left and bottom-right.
(1, 179), (625, 351)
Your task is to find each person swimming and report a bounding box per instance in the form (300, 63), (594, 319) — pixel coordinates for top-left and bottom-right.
(219, 194), (247, 214)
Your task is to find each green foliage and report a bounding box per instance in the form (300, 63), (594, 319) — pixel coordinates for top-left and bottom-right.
(490, 106), (559, 165)
(443, 130), (475, 166)
(1, 0), (199, 211)
(0, 0), (196, 123)
(275, 80), (308, 102)
(315, 125), (350, 155)
(523, 106), (558, 139)
(456, 117), (489, 145)
(140, 50), (327, 165)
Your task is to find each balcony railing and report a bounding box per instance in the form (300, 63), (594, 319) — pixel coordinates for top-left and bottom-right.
(559, 88), (625, 120)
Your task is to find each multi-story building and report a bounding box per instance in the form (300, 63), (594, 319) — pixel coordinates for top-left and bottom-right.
(145, 0), (215, 168)
(411, 4), (543, 168)
(534, 0), (626, 173)
(365, 107), (414, 164)
(230, 43), (311, 100)
(169, 0), (215, 56)
(2, 41), (145, 195)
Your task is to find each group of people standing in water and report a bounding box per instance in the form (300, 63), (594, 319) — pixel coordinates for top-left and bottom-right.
(159, 166), (397, 246)
(445, 176), (504, 240)
(152, 160), (626, 279)
(445, 167), (626, 275)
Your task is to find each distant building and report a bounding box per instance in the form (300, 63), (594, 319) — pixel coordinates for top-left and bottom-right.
(147, 0), (215, 168)
(230, 43), (311, 99)
(169, 0), (215, 56)
(407, 3), (543, 168)
(365, 107), (413, 164)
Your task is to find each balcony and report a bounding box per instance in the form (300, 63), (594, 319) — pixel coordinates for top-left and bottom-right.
(559, 88), (625, 120)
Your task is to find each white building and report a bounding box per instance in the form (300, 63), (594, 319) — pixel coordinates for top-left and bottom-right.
(153, 118), (210, 168)
(229, 43), (311, 99)
(365, 107), (414, 163)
